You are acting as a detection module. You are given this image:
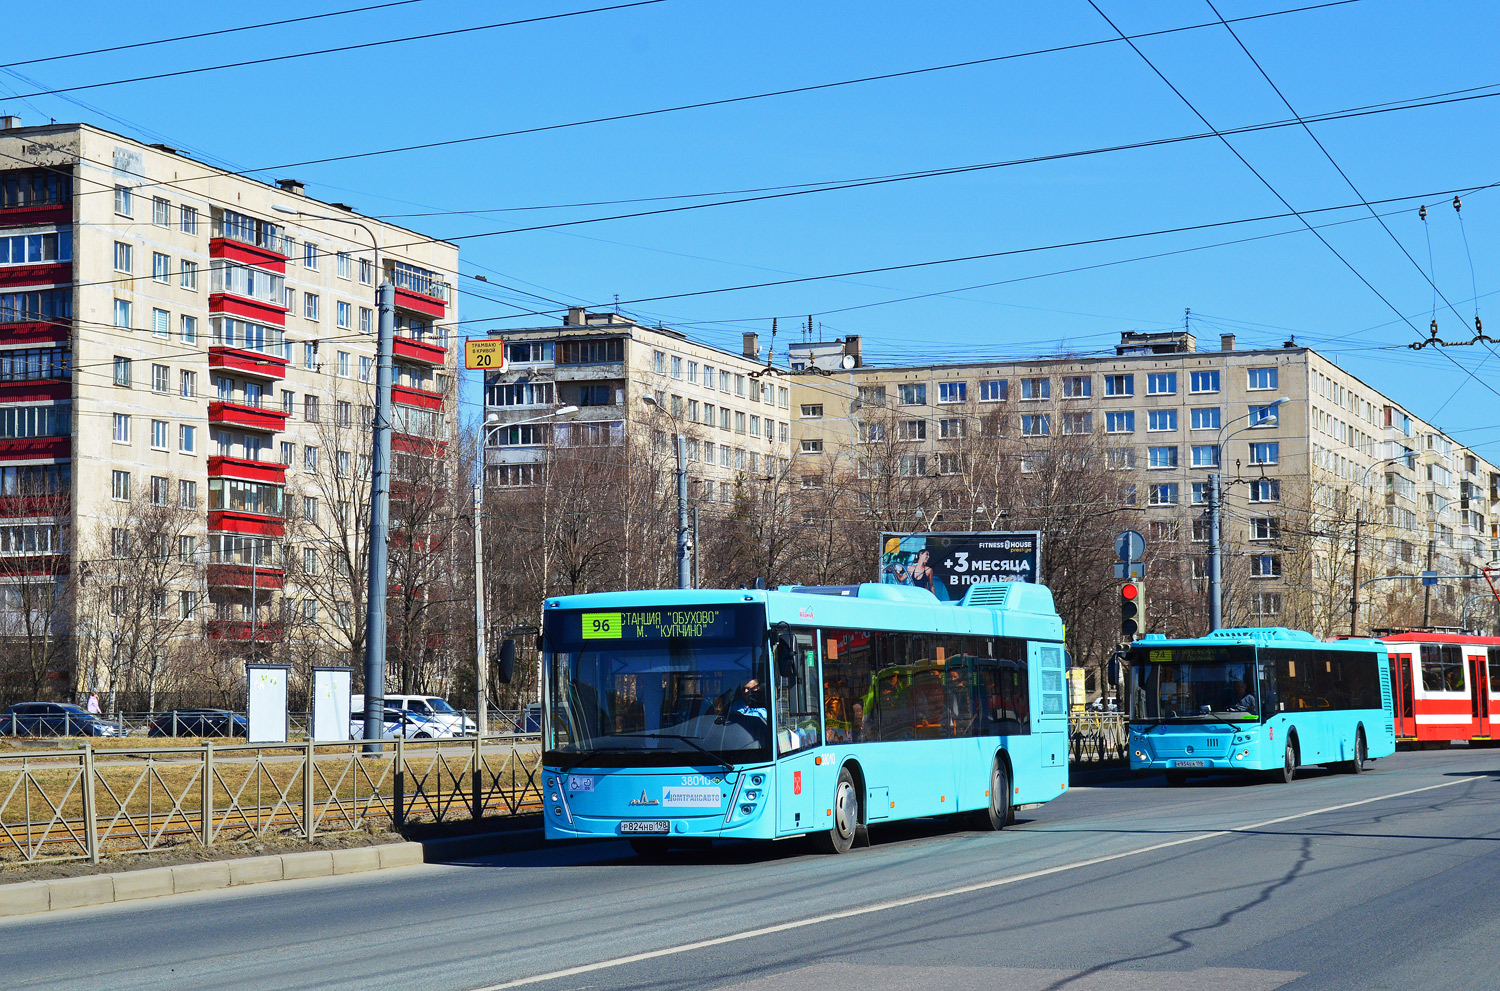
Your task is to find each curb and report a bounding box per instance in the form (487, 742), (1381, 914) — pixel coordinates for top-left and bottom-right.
(0, 828), (544, 919)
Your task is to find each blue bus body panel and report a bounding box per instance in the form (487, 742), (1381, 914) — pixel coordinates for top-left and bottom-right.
(1128, 629), (1397, 776)
(541, 583), (1069, 842)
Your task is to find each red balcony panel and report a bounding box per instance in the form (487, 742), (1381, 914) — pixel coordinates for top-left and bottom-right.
(209, 400), (290, 433)
(206, 620), (285, 643)
(209, 238), (287, 273)
(208, 293), (288, 327)
(0, 263), (71, 289)
(206, 563), (285, 591)
(209, 346), (289, 381)
(0, 381), (70, 403)
(0, 437), (69, 460)
(207, 455), (286, 485)
(0, 205), (71, 228)
(393, 435), (446, 457)
(394, 287), (445, 318)
(393, 385), (444, 411)
(208, 510), (285, 538)
(393, 335), (446, 365)
(0, 493), (69, 518)
(0, 322), (69, 346)
(0, 554), (69, 577)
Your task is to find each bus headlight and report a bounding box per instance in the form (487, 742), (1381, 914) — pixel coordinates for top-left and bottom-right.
(1133, 749), (1148, 760)
(744, 790), (760, 801)
(741, 804), (755, 816)
(751, 774), (765, 787)
(1234, 750), (1250, 760)
(552, 806), (563, 816)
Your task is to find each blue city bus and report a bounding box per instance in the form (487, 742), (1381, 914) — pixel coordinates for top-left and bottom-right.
(1126, 628), (1397, 784)
(539, 580), (1070, 855)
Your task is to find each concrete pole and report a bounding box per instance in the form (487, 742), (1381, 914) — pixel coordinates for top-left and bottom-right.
(362, 282), (394, 747)
(1422, 538), (1436, 628)
(692, 506), (700, 590)
(1208, 471), (1223, 631)
(1349, 508), (1362, 637)
(473, 483), (488, 737)
(676, 434), (690, 590)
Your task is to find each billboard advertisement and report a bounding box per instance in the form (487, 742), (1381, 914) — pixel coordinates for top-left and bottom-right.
(878, 531), (1042, 602)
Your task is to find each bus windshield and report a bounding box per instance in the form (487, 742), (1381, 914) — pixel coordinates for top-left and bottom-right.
(1128, 644), (1261, 724)
(542, 604), (771, 766)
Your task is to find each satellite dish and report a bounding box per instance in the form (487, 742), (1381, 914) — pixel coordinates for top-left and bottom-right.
(840, 354), (856, 370)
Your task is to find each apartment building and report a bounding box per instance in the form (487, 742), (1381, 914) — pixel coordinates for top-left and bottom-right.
(483, 309), (792, 503)
(789, 330), (1500, 631)
(0, 119), (458, 694)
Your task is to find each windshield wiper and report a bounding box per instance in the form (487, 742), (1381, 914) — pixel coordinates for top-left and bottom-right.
(631, 733), (735, 771)
(554, 746), (634, 774)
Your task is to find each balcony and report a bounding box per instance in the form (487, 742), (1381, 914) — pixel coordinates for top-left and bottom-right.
(206, 563), (285, 591)
(211, 211), (292, 267)
(393, 384), (443, 411)
(209, 346), (289, 381)
(207, 456), (286, 485)
(388, 261), (448, 317)
(208, 510), (285, 538)
(206, 620), (285, 643)
(209, 400), (290, 433)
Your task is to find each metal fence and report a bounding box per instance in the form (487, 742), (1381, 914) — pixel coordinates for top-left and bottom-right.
(0, 734), (543, 865)
(1069, 712), (1128, 764)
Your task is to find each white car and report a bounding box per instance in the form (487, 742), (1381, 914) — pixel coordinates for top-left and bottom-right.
(353, 695), (473, 737)
(348, 707), (442, 740)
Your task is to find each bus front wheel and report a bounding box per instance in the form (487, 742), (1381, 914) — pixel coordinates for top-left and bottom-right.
(1274, 739), (1297, 784)
(967, 759), (1011, 831)
(812, 766), (860, 854)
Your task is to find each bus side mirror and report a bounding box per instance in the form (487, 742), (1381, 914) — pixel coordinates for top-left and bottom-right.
(774, 634), (798, 682)
(1107, 656), (1122, 688)
(495, 639), (517, 684)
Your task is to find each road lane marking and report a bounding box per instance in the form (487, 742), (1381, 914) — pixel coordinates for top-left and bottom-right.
(470, 779), (1470, 991)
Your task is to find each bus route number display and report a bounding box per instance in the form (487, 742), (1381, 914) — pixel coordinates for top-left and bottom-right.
(580, 609), (733, 640)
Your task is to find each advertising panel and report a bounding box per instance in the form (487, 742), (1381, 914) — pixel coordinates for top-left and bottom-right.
(245, 663), (289, 744)
(878, 531), (1042, 602)
(311, 667), (353, 742)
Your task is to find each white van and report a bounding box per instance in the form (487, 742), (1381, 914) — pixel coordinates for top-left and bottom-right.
(352, 695), (474, 737)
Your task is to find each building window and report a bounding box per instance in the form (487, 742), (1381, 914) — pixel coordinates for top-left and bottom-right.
(336, 302), (351, 329)
(1249, 479), (1281, 503)
(1020, 377), (1049, 400)
(180, 370), (196, 398)
(1191, 444), (1220, 468)
(1148, 483), (1179, 506)
(1062, 412), (1091, 435)
(1148, 372), (1177, 395)
(1104, 374), (1133, 397)
(1190, 370), (1220, 393)
(113, 414), (131, 443)
(303, 343), (318, 371)
(734, 374), (746, 397)
(336, 251), (350, 279)
(800, 404), (823, 418)
(1252, 554), (1282, 578)
(359, 307), (371, 334)
(337, 351), (350, 377)
(556, 338), (623, 364)
(152, 307), (170, 338)
(358, 257), (373, 284)
(1249, 404), (1281, 427)
(336, 401), (352, 427)
(1105, 447), (1135, 470)
(152, 197), (170, 227)
(1021, 414), (1050, 437)
(1190, 407), (1220, 430)
(179, 205), (198, 235)
(111, 470), (130, 501)
(304, 241), (319, 269)
(180, 259), (198, 290)
(1249, 442), (1279, 465)
(113, 241), (132, 272)
(1147, 409), (1178, 431)
(939, 418), (966, 439)
(800, 438), (823, 453)
(181, 314), (198, 344)
(148, 363), (168, 393)
(670, 355), (682, 378)
(180, 425), (196, 454)
(979, 379), (1007, 402)
(337, 451), (351, 477)
(1105, 410), (1135, 433)
(152, 251), (170, 283)
(1192, 482), (1208, 505)
(114, 186), (132, 217)
(1250, 517), (1281, 541)
(1255, 592), (1284, 616)
(304, 395), (320, 422)
(897, 383), (927, 406)
(1148, 446), (1178, 469)
(303, 496), (319, 523)
(1063, 375), (1091, 398)
(938, 382), (967, 404)
(1248, 367), (1278, 390)
(149, 419), (168, 450)
(898, 455), (928, 477)
(304, 293), (319, 321)
(113, 356), (132, 387)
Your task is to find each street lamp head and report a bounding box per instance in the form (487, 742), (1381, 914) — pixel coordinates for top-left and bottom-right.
(484, 412), (499, 425)
(1272, 396), (1291, 405)
(271, 205), (300, 215)
(641, 395), (659, 407)
(554, 405), (579, 416)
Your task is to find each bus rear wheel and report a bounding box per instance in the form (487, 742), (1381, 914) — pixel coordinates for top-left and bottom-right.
(812, 766), (859, 854)
(967, 759), (1011, 831)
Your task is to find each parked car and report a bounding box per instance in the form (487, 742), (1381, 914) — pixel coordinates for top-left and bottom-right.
(0, 703), (119, 738)
(354, 694), (473, 737)
(349, 707), (442, 740)
(148, 709), (249, 738)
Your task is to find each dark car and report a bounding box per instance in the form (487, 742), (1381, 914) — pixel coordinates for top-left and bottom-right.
(148, 709), (249, 738)
(0, 702), (119, 737)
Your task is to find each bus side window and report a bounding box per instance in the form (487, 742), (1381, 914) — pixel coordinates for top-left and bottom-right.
(776, 635), (821, 755)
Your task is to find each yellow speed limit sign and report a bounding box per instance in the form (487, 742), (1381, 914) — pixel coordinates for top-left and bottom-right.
(464, 338), (507, 371)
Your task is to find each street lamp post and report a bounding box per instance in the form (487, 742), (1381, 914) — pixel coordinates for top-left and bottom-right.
(1209, 396), (1289, 630)
(642, 395), (692, 589)
(475, 406), (576, 736)
(1349, 455), (1410, 636)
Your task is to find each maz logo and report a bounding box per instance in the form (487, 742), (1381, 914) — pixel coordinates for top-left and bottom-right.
(627, 791), (660, 807)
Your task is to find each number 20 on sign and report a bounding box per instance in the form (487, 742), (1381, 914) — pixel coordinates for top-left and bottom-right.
(464, 338), (507, 370)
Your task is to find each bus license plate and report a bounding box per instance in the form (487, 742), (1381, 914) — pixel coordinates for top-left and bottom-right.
(1173, 760), (1206, 768)
(620, 820), (670, 834)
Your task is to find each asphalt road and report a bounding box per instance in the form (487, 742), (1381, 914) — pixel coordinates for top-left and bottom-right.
(5, 748), (1498, 991)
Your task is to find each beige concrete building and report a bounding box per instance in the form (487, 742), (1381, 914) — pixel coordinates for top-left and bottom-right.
(483, 309), (792, 504)
(788, 330), (1500, 633)
(0, 119), (458, 697)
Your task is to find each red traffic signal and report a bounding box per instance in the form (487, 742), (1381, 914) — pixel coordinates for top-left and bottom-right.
(1121, 582), (1140, 601)
(1120, 581), (1146, 638)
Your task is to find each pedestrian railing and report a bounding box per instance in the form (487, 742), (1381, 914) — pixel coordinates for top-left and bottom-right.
(0, 734), (544, 866)
(1069, 711), (1129, 764)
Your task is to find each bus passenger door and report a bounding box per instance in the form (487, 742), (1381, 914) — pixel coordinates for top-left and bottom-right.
(1470, 654), (1490, 741)
(776, 633), (823, 835)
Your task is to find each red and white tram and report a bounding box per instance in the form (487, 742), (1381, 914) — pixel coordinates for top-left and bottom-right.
(1375, 632), (1500, 745)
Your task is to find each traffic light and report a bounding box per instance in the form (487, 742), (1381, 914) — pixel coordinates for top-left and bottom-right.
(1120, 581), (1146, 639)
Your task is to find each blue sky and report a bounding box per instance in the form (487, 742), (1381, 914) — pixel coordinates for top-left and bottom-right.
(6, 0), (1500, 450)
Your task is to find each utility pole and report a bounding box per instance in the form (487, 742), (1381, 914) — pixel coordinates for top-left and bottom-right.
(676, 434), (691, 589)
(362, 281), (394, 748)
(1208, 471), (1223, 630)
(1422, 538), (1436, 628)
(473, 483), (488, 737)
(1349, 507), (1362, 636)
(692, 506), (700, 590)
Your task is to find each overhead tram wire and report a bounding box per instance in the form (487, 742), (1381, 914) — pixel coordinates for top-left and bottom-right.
(1083, 0), (1500, 406)
(0, 0), (435, 70)
(1, 1), (672, 102)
